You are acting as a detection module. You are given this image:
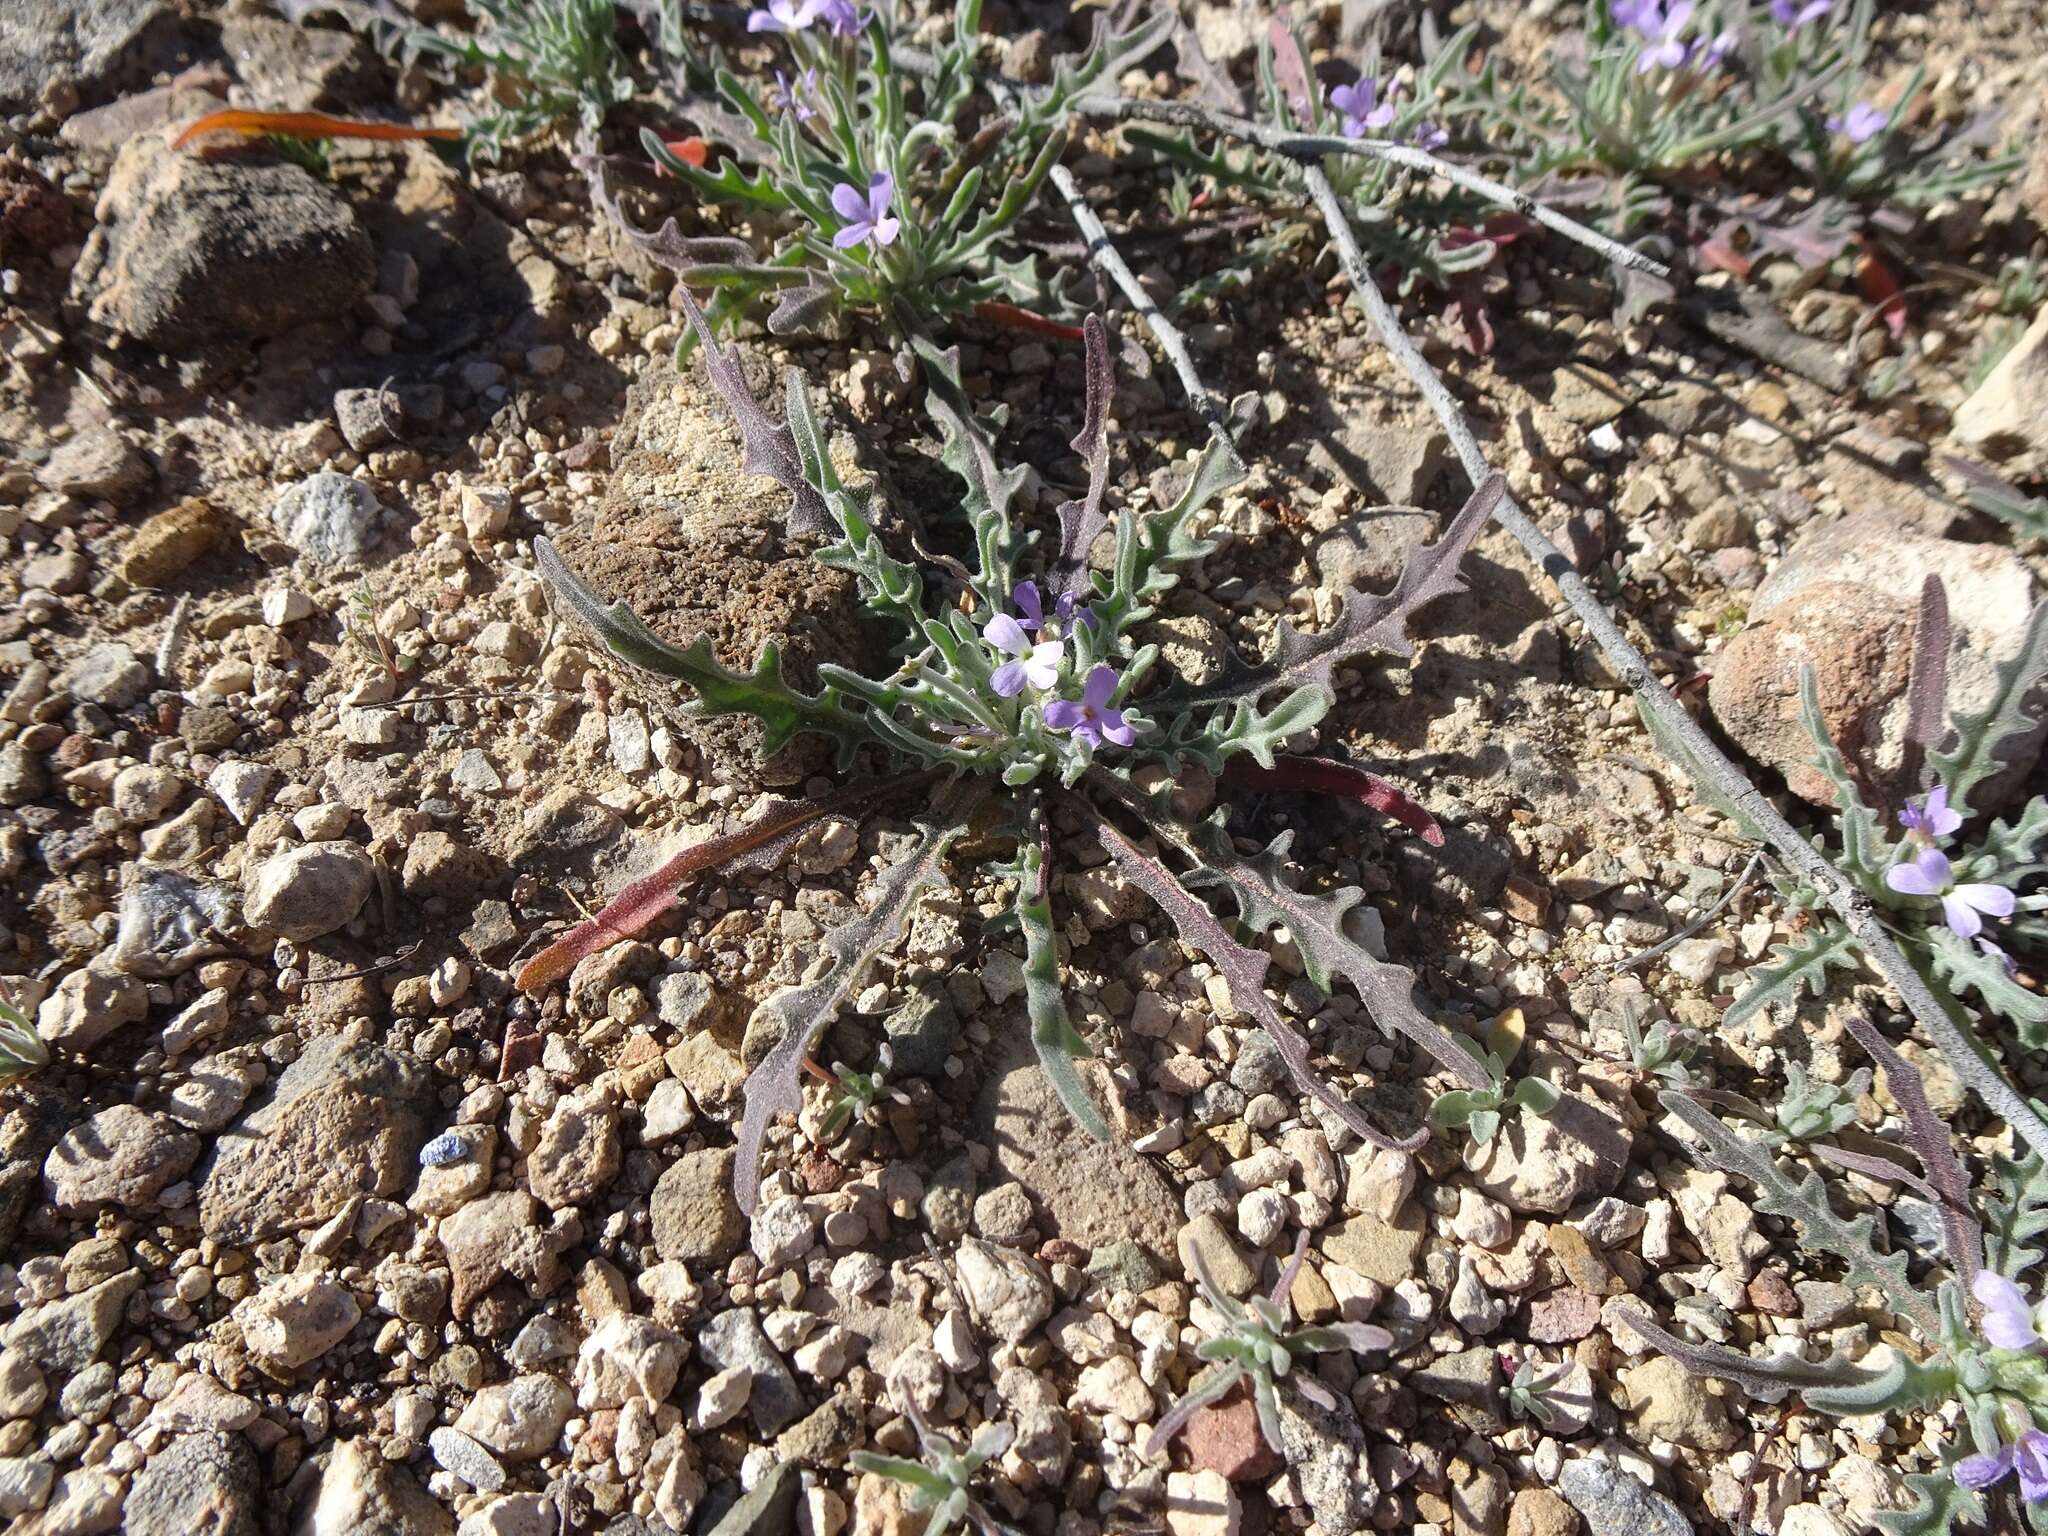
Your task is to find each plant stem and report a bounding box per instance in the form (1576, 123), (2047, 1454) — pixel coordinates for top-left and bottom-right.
(1043, 160), (1232, 438)
(1295, 160), (2048, 1164)
(1062, 95), (1668, 278)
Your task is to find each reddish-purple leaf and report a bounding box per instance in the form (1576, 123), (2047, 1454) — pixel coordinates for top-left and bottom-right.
(1223, 756), (1443, 845)
(1054, 314), (1115, 600)
(517, 775), (930, 993)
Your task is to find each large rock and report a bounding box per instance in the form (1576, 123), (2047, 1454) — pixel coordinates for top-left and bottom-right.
(296, 1439), (453, 1536)
(1710, 510), (2044, 808)
(650, 1147), (745, 1265)
(974, 1032), (1182, 1269)
(44, 1104), (199, 1211)
(0, 0), (178, 110)
(271, 474), (387, 569)
(70, 134), (373, 350)
(125, 1432), (262, 1536)
(198, 1034), (431, 1243)
(1954, 304), (2048, 456)
(1467, 1092), (1631, 1217)
(1556, 1457), (1693, 1536)
(243, 842), (376, 941)
(551, 363), (881, 788)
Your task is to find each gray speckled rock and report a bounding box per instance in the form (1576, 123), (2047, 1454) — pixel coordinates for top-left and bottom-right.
(126, 1432), (260, 1536)
(1558, 1456), (1694, 1536)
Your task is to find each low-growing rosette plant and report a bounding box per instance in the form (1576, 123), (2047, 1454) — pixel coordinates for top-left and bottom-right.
(1438, 0), (2015, 276)
(1147, 1230), (1393, 1460)
(515, 214), (1511, 1207)
(618, 0), (1170, 339)
(1624, 1017), (2048, 1536)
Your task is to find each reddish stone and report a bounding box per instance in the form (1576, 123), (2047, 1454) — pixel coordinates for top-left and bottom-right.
(1182, 1384), (1283, 1483)
(1040, 1238), (1088, 1269)
(1524, 1287), (1601, 1344)
(1748, 1269), (1799, 1316)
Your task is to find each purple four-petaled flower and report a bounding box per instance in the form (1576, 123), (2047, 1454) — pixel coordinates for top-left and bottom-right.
(1828, 102), (1889, 143)
(1011, 579), (1092, 635)
(1899, 784), (1963, 840)
(1413, 121), (1450, 152)
(830, 172), (900, 251)
(748, 0), (816, 32)
(1044, 665), (1134, 749)
(1329, 77), (1397, 138)
(1771, 0), (1833, 30)
(1957, 1430), (2048, 1503)
(1885, 844), (2016, 940)
(985, 604), (1062, 698)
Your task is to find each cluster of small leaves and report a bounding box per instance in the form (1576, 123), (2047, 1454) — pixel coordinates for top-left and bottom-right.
(1503, 1354), (1568, 1427)
(849, 1396), (1013, 1536)
(1437, 0), (2015, 270)
(0, 996), (47, 1086)
(347, 581), (420, 686)
(358, 0), (635, 157)
(1127, 19), (1503, 301)
(1424, 1012), (1563, 1146)
(1621, 999), (1702, 1086)
(1145, 1231), (1392, 1458)
(525, 202), (1504, 1216)
(1767, 1060), (1868, 1143)
(805, 1045), (903, 1143)
(629, 0), (1170, 339)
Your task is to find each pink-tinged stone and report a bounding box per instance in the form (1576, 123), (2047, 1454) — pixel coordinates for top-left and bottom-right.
(1182, 1385), (1282, 1483)
(1524, 1288), (1601, 1344)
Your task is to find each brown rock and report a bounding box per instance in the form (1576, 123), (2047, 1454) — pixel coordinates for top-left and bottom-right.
(1524, 1288), (1600, 1344)
(70, 134), (372, 350)
(1955, 303), (2048, 457)
(121, 499), (222, 586)
(1509, 1487), (1581, 1536)
(196, 1035), (430, 1243)
(438, 1189), (566, 1317)
(975, 1033), (1183, 1270)
(1319, 1201), (1428, 1287)
(1705, 581), (1910, 807)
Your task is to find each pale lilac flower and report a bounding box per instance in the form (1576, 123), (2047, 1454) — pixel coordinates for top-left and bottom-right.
(1043, 665), (1134, 749)
(830, 173), (900, 250)
(748, 0), (816, 32)
(1700, 29), (1737, 66)
(984, 611), (1061, 698)
(1610, 0), (1656, 26)
(1634, 1), (1698, 73)
(770, 68), (818, 122)
(1771, 0), (1833, 30)
(1329, 77), (1397, 137)
(815, 0), (867, 35)
(1886, 845), (2016, 940)
(1413, 121), (1450, 151)
(1828, 102), (1889, 143)
(1974, 1269), (2043, 1352)
(1956, 1429), (2048, 1502)
(1899, 785), (1962, 841)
